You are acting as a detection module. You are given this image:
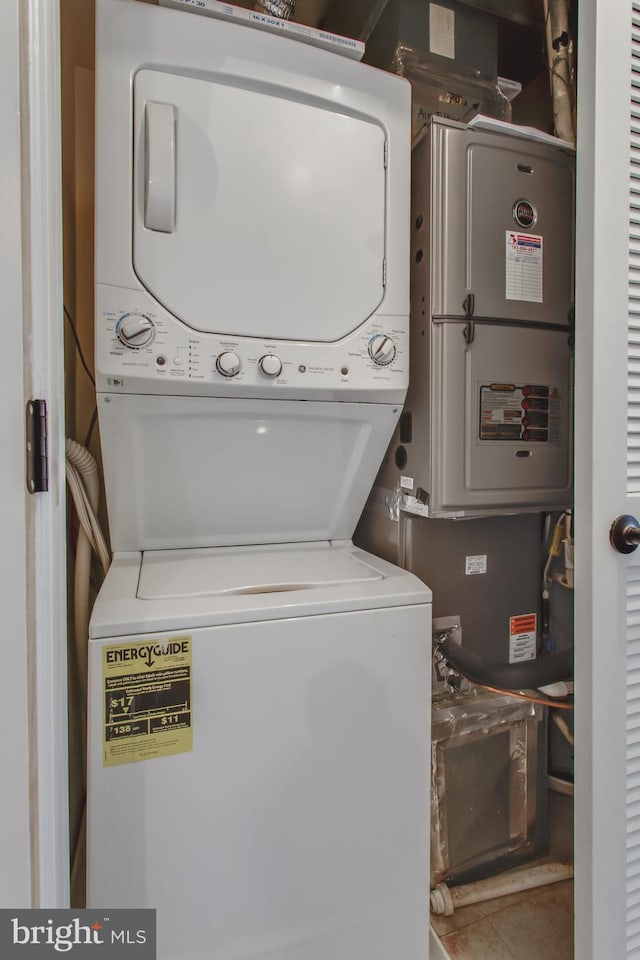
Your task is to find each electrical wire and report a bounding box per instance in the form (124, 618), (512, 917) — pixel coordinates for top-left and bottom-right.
(64, 304), (96, 387)
(84, 407), (98, 448)
(543, 510), (568, 584)
(476, 682), (574, 710)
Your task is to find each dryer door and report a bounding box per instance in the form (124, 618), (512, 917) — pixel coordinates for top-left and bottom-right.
(133, 69), (386, 343)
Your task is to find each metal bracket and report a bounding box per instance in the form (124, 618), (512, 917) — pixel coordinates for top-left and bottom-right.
(26, 399), (48, 494)
(462, 293), (475, 344)
(568, 303), (575, 349)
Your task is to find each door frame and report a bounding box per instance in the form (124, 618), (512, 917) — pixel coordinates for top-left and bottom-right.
(0, 0), (69, 906)
(574, 1), (631, 957)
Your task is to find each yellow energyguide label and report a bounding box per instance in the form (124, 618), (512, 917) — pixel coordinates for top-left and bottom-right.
(103, 636), (192, 767)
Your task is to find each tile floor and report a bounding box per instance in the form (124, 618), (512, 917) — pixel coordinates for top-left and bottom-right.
(432, 877), (573, 960)
(431, 791), (574, 960)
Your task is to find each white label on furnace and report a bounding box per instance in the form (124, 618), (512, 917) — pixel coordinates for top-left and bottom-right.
(402, 495), (429, 517)
(429, 4), (455, 59)
(506, 231), (543, 303)
(465, 555), (487, 575)
(400, 475), (414, 490)
(509, 613), (537, 663)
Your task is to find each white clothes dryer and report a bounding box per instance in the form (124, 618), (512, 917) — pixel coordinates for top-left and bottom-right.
(93, 0), (412, 552)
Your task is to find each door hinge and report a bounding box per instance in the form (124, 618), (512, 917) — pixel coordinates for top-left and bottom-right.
(384, 140), (388, 168)
(382, 259), (387, 286)
(26, 399), (48, 494)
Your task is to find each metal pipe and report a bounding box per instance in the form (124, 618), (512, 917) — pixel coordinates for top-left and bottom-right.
(543, 0), (575, 143)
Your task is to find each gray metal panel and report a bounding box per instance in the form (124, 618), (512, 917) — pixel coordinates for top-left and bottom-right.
(321, 0), (542, 38)
(403, 512), (541, 663)
(378, 118), (574, 517)
(355, 503), (541, 663)
(431, 120), (574, 323)
(352, 0), (498, 82)
(434, 322), (573, 511)
(457, 0), (542, 26)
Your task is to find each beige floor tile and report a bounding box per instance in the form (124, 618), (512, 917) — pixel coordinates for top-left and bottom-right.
(488, 881), (574, 960)
(440, 918), (517, 960)
(431, 901), (494, 936)
(548, 791), (574, 863)
(540, 878), (574, 909)
(470, 885), (533, 919)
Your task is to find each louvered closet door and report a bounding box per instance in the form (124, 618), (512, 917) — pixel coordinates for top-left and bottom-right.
(575, 3), (640, 958)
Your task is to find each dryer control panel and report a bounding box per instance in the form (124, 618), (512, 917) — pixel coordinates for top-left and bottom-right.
(96, 285), (409, 403)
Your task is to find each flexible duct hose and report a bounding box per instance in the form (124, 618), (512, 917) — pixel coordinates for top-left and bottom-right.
(65, 439), (110, 703)
(254, 0), (296, 19)
(437, 633), (573, 690)
(67, 440), (99, 706)
(66, 437), (99, 480)
(65, 438), (111, 905)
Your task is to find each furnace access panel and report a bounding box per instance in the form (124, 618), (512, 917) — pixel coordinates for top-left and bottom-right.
(380, 118), (574, 517)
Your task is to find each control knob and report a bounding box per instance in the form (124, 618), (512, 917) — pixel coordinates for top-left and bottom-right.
(259, 354), (282, 378)
(216, 351), (241, 378)
(368, 334), (396, 365)
(116, 313), (155, 349)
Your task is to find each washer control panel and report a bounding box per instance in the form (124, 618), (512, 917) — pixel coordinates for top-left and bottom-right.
(96, 286), (408, 401)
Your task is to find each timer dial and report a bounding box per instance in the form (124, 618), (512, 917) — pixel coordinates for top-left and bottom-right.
(116, 313), (155, 349)
(368, 334), (396, 365)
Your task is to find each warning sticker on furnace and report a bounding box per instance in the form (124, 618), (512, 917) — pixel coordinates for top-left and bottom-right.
(509, 614), (537, 664)
(479, 383), (561, 443)
(506, 231), (543, 303)
(102, 636), (192, 768)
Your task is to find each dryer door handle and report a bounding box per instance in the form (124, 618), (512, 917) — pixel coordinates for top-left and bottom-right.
(144, 101), (175, 233)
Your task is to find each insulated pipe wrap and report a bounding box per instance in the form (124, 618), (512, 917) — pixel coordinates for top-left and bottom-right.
(438, 634), (573, 689)
(254, 0), (296, 19)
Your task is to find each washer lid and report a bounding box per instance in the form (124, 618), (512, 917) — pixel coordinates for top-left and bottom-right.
(137, 542), (383, 600)
(133, 68), (386, 342)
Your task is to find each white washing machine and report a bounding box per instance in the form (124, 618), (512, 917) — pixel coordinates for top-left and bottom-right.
(88, 2), (431, 957)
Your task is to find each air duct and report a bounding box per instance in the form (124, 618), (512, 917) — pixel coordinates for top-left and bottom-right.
(254, 0), (296, 19)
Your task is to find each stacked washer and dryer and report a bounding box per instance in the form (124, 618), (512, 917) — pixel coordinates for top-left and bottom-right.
(88, 1), (431, 958)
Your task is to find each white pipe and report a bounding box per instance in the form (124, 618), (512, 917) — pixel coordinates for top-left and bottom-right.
(430, 861), (574, 916)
